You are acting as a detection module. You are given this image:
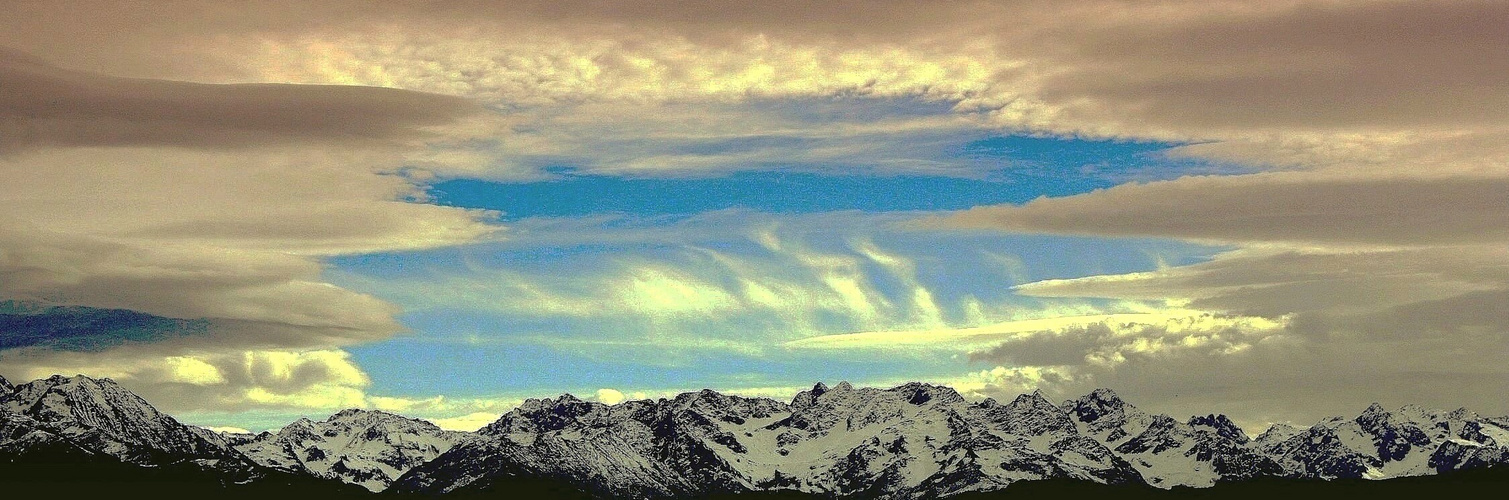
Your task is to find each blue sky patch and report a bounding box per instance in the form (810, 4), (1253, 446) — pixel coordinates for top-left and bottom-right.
(423, 133), (1209, 219)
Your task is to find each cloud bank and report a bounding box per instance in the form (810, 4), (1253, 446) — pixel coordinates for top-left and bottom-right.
(0, 46), (499, 414)
(1, 1), (1505, 429)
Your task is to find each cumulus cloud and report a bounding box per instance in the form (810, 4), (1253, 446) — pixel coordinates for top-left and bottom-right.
(2, 348), (370, 411)
(1, 345), (529, 428)
(593, 388), (626, 405)
(425, 412), (505, 432)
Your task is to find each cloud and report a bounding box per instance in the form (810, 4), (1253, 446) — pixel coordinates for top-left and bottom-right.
(0, 56), (501, 357)
(1014, 245), (1509, 317)
(784, 312), (1197, 351)
(331, 210), (1099, 358)
(935, 172), (1509, 246)
(2, 0), (1506, 426)
(366, 394), (524, 422)
(2, 348), (370, 412)
(205, 426), (252, 434)
(425, 412), (504, 432)
(0, 219), (404, 350)
(948, 365), (1081, 399)
(593, 388), (626, 405)
(967, 315), (1282, 368)
(8, 1), (1502, 172)
(1021, 0), (1509, 136)
(0, 48), (480, 151)
(952, 295), (1509, 428)
(939, 186), (1509, 425)
(0, 345), (534, 423)
(0, 50), (499, 412)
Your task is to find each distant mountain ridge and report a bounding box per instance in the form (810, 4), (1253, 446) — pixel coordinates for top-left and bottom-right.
(230, 407), (475, 491)
(0, 373), (367, 498)
(1, 374), (1507, 498)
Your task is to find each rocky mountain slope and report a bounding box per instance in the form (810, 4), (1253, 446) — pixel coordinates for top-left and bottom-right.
(232, 408), (474, 491)
(2, 373), (1507, 498)
(0, 374), (248, 468)
(0, 374), (367, 497)
(390, 382), (1509, 498)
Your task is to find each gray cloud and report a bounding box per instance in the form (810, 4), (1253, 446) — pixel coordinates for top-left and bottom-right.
(2, 0), (1506, 422)
(938, 173), (1509, 246)
(1015, 245), (1509, 317)
(969, 323), (1118, 367)
(9, 1), (1502, 147)
(960, 241), (1509, 428)
(1031, 1), (1509, 134)
(0, 48), (479, 151)
(968, 292), (1509, 428)
(0, 223), (405, 351)
(0, 49), (497, 409)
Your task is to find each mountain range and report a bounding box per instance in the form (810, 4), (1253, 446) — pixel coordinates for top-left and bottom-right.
(1, 373), (1506, 498)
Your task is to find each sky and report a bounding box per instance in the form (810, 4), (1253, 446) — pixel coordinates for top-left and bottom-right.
(1, 0), (1507, 434)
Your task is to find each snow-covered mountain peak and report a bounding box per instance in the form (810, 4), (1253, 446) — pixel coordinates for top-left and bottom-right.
(1008, 389), (1054, 408)
(1396, 404), (1447, 424)
(325, 408), (443, 431)
(1447, 407), (1479, 422)
(1064, 388), (1131, 421)
(1188, 414), (1248, 444)
(0, 374), (238, 466)
(1255, 423), (1303, 444)
(276, 417), (318, 438)
(1080, 388), (1124, 404)
(1064, 388), (1151, 445)
(985, 389), (1075, 437)
(5, 374), (163, 429)
(890, 381), (966, 407)
(7, 376), (1509, 497)
(234, 407), (471, 492)
(781, 381), (965, 438)
(669, 389), (786, 425)
(478, 393), (613, 437)
(0, 374), (13, 395)
(671, 388), (735, 409)
(329, 407), (375, 420)
(789, 382), (831, 410)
